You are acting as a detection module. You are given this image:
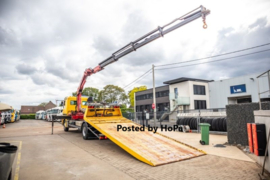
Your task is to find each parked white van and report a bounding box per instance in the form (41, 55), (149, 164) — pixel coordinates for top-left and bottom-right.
(47, 107), (63, 121)
(36, 110), (46, 120)
(45, 109), (51, 121)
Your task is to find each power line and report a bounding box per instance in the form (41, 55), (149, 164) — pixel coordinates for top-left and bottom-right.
(155, 43), (270, 67)
(122, 69), (152, 89)
(155, 49), (270, 70)
(122, 43), (270, 90)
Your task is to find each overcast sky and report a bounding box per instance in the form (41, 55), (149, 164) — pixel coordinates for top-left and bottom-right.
(0, 0), (270, 109)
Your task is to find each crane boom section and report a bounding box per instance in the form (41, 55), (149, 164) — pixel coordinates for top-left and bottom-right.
(75, 5), (210, 115)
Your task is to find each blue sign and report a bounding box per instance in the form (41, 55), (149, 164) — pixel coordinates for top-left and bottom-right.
(230, 84), (246, 94)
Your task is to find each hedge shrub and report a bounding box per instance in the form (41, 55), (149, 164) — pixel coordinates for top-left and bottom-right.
(20, 114), (36, 119)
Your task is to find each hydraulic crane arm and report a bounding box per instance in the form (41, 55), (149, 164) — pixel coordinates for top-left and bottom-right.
(76, 5), (210, 113)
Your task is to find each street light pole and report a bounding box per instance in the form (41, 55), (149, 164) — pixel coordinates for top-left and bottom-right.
(152, 64), (156, 127)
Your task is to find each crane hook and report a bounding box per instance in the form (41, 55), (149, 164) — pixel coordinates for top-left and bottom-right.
(203, 20), (207, 29)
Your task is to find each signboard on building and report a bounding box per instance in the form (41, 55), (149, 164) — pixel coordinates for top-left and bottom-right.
(230, 84), (246, 94)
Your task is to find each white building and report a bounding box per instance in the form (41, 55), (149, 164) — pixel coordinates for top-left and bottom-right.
(209, 70), (270, 109)
(163, 77), (211, 111)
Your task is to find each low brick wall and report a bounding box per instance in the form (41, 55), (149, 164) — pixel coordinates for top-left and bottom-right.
(226, 102), (270, 145)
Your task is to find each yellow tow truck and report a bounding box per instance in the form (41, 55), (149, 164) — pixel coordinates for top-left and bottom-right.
(61, 96), (88, 131)
(56, 6), (210, 166)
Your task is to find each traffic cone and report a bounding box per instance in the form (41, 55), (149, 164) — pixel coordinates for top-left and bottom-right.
(3, 124), (5, 128)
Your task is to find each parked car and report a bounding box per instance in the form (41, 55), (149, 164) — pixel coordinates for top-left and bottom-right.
(0, 143), (18, 180)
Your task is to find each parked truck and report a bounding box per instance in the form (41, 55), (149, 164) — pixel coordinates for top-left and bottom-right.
(56, 5), (210, 166)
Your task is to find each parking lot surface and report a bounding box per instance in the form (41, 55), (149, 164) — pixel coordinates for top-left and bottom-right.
(0, 120), (263, 180)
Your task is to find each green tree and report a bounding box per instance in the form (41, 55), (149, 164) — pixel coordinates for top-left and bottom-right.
(128, 86), (147, 107)
(39, 102), (47, 106)
(102, 85), (128, 104)
(97, 90), (105, 102)
(72, 87), (99, 101)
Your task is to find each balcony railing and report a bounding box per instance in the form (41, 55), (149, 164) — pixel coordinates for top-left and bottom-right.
(170, 93), (190, 106)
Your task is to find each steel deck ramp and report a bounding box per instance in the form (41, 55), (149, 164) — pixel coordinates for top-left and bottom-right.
(84, 116), (205, 166)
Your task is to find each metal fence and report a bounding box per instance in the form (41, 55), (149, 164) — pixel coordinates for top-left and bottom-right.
(122, 108), (227, 130)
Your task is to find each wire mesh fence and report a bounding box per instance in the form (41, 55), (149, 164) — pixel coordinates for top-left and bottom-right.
(122, 108), (227, 132)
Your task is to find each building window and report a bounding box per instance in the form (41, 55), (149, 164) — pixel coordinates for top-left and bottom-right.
(136, 90), (169, 101)
(194, 100), (207, 109)
(174, 88), (178, 99)
(194, 85), (206, 95)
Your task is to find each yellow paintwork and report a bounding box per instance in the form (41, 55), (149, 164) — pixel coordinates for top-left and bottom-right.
(83, 106), (205, 166)
(62, 96), (88, 116)
(10, 109), (15, 122)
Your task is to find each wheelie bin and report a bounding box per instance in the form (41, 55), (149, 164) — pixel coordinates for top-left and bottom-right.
(199, 123), (211, 145)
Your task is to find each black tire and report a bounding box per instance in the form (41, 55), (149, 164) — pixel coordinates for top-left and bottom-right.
(64, 120), (69, 132)
(223, 118), (227, 131)
(82, 123), (89, 140)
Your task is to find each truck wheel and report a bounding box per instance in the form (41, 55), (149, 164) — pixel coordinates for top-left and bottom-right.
(82, 123), (89, 140)
(64, 120), (69, 132)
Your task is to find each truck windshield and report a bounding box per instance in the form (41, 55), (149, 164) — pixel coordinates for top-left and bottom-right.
(70, 101), (87, 105)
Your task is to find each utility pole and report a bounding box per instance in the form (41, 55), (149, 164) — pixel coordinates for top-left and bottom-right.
(152, 64), (156, 127)
(134, 91), (136, 122)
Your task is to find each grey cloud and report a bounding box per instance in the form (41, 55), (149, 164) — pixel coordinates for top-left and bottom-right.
(249, 17), (268, 29)
(0, 26), (17, 46)
(31, 73), (55, 86)
(122, 47), (165, 67)
(126, 17), (270, 90)
(16, 64), (37, 75)
(0, 87), (13, 94)
(216, 17), (270, 53)
(121, 10), (153, 42)
(208, 17), (270, 79)
(43, 56), (81, 83)
(92, 10), (164, 68)
(92, 36), (117, 55)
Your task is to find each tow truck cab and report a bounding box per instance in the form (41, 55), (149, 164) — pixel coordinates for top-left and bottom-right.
(62, 96), (88, 116)
(61, 96), (88, 130)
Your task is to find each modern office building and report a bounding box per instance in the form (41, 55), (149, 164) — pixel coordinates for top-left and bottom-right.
(163, 77), (212, 111)
(135, 77), (212, 113)
(135, 85), (169, 113)
(134, 70), (270, 114)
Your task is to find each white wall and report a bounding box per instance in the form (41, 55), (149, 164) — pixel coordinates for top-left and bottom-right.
(209, 73), (269, 109)
(168, 81), (209, 110)
(188, 81), (210, 109)
(169, 81), (190, 111)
